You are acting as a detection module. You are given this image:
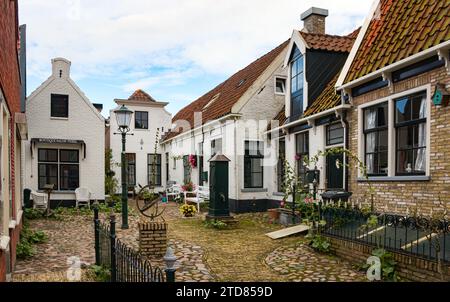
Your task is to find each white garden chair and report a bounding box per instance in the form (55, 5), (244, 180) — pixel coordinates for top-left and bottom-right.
(166, 183), (182, 201)
(75, 187), (91, 209)
(184, 185), (209, 212)
(31, 191), (48, 210)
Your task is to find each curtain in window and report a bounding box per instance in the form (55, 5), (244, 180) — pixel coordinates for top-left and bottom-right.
(365, 109), (377, 173)
(415, 96), (426, 172)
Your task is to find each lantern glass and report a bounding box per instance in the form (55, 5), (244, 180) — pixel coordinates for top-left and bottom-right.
(114, 105), (133, 129)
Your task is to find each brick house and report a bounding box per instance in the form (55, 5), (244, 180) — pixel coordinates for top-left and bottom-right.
(0, 0), (28, 282)
(336, 0), (450, 214)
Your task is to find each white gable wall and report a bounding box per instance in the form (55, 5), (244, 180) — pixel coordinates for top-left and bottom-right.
(24, 58), (105, 201)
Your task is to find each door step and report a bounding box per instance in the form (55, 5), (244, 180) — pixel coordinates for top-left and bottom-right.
(266, 224), (310, 239)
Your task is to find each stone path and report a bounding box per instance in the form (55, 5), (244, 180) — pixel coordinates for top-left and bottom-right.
(265, 244), (366, 282)
(13, 201), (366, 282)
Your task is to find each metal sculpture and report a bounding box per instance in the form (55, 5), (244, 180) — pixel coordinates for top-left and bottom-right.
(135, 184), (166, 221)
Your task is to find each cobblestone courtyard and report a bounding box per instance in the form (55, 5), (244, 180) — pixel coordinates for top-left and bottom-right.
(13, 201), (365, 282)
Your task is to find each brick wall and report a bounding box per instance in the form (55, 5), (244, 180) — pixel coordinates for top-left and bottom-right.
(327, 236), (450, 282)
(0, 251), (5, 282)
(9, 219), (22, 269)
(138, 222), (168, 257)
(347, 66), (450, 214)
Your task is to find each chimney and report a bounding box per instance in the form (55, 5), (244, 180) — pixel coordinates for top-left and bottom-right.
(51, 57), (71, 79)
(301, 7), (328, 35)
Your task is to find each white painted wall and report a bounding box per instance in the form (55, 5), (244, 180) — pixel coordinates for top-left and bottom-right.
(109, 101), (171, 192)
(162, 49), (288, 204)
(24, 58), (105, 200)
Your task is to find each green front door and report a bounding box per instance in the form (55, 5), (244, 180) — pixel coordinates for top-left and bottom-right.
(326, 151), (344, 190)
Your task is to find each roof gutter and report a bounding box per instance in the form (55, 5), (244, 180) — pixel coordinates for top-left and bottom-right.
(161, 113), (242, 144)
(338, 40), (450, 91)
(265, 104), (351, 134)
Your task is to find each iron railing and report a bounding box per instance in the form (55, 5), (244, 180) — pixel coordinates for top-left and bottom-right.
(320, 204), (450, 264)
(94, 207), (173, 282)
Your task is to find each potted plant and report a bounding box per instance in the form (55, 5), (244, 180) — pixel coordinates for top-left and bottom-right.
(179, 204), (197, 217)
(182, 181), (195, 192)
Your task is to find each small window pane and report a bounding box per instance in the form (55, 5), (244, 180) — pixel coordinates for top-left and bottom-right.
(60, 150), (79, 162)
(379, 130), (388, 152)
(51, 94), (69, 118)
(275, 78), (285, 94)
(379, 152), (388, 174)
(38, 149), (58, 162)
(60, 165), (79, 190)
(397, 126), (413, 150)
(397, 150), (413, 173)
(395, 98), (410, 123)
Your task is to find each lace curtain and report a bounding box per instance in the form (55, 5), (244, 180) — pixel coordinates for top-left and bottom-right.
(415, 96), (426, 172)
(365, 108), (377, 174)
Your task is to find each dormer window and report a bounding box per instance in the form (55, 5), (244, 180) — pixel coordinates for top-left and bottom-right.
(290, 45), (304, 118)
(275, 77), (286, 95)
(51, 94), (69, 118)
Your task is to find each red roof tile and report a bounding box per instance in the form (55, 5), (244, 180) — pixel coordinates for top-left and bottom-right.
(345, 0), (450, 83)
(163, 40), (289, 141)
(299, 31), (358, 53)
(128, 89), (156, 102)
(304, 73), (341, 117)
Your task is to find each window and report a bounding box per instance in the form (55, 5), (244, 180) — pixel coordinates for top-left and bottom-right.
(295, 132), (309, 181)
(395, 92), (427, 175)
(244, 141), (264, 188)
(326, 123), (344, 146)
(277, 138), (285, 192)
(211, 138), (222, 158)
(173, 157), (176, 169)
(183, 155), (190, 184)
(125, 153), (136, 186)
(38, 149), (79, 190)
(363, 102), (388, 176)
(290, 46), (304, 118)
(135, 111), (148, 129)
(51, 94), (69, 118)
(148, 154), (162, 186)
(275, 78), (286, 95)
(165, 153), (170, 181)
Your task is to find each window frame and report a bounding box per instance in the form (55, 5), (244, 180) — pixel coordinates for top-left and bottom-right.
(134, 111), (149, 129)
(295, 131), (309, 182)
(147, 153), (162, 186)
(50, 94), (69, 118)
(289, 46), (304, 119)
(363, 102), (389, 177)
(357, 84), (431, 180)
(277, 138), (286, 192)
(125, 153), (136, 187)
(244, 140), (264, 189)
(275, 77), (286, 95)
(326, 123), (344, 146)
(37, 148), (79, 190)
(394, 92), (427, 176)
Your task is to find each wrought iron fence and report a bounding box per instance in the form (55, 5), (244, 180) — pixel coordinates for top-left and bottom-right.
(320, 204), (450, 264)
(94, 207), (173, 282)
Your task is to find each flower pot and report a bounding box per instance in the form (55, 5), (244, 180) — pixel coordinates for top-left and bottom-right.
(267, 208), (280, 221)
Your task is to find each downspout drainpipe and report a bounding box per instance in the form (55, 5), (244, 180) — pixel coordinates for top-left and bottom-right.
(234, 118), (239, 212)
(341, 111), (350, 192)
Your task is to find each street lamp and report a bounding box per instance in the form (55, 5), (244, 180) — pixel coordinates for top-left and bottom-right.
(114, 104), (133, 229)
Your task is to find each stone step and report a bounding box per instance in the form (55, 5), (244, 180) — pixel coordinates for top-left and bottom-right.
(266, 224), (310, 239)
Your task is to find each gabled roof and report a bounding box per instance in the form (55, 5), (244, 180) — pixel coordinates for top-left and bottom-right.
(128, 89), (157, 102)
(162, 39), (289, 142)
(299, 30), (359, 53)
(344, 0), (450, 83)
(304, 73), (340, 117)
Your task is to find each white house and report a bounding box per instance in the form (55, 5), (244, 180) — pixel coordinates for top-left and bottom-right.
(109, 90), (171, 193)
(266, 7), (359, 201)
(24, 58), (105, 205)
(161, 40), (289, 213)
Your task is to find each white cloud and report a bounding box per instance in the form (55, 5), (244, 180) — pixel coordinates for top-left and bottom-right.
(20, 0), (374, 107)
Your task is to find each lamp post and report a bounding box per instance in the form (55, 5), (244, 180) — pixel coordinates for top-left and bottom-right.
(113, 104), (133, 229)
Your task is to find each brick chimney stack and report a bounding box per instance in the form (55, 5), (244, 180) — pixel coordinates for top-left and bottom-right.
(301, 7), (328, 35)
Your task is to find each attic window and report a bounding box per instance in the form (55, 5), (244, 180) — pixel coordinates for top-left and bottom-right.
(203, 93), (220, 110)
(275, 77), (286, 95)
(237, 79), (246, 87)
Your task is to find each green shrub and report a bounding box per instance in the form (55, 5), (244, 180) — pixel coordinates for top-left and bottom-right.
(16, 239), (35, 259)
(24, 208), (44, 220)
(28, 230), (48, 244)
(203, 219), (228, 230)
(88, 265), (111, 282)
(306, 234), (331, 253)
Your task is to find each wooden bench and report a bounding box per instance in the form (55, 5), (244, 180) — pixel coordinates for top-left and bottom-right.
(184, 186), (209, 212)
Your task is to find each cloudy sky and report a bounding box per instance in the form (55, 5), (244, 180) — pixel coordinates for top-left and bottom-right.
(19, 0), (373, 117)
